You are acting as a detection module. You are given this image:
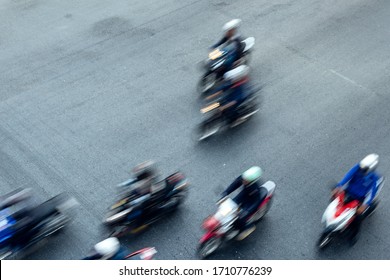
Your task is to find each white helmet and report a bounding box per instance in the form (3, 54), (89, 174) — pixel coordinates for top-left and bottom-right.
(94, 237), (120, 259)
(359, 154), (379, 173)
(242, 166), (263, 183)
(223, 65), (250, 83)
(223, 19), (242, 32)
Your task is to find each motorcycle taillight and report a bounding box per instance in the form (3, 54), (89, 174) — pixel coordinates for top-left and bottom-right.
(202, 216), (221, 231)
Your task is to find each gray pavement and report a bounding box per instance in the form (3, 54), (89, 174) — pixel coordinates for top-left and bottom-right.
(1, 0), (390, 259)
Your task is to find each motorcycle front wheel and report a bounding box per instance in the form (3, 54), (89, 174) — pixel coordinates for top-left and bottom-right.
(197, 237), (222, 259)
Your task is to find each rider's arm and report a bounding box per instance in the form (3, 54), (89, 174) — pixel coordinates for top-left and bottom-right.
(337, 164), (360, 188)
(221, 176), (242, 198)
(212, 36), (228, 49)
(365, 173), (380, 206)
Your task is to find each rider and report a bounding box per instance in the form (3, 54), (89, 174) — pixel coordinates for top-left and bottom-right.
(120, 161), (163, 223)
(332, 153), (382, 245)
(0, 189), (34, 252)
(83, 237), (129, 260)
(132, 161), (159, 183)
(207, 65), (254, 126)
(119, 161), (159, 197)
(211, 19), (244, 71)
(220, 166), (264, 240)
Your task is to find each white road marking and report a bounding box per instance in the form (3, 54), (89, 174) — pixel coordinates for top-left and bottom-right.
(328, 69), (365, 89)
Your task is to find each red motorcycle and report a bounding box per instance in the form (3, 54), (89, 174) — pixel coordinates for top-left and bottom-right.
(197, 181), (276, 259)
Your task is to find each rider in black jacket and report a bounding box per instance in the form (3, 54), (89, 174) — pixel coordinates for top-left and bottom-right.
(211, 19), (244, 70)
(220, 166), (264, 240)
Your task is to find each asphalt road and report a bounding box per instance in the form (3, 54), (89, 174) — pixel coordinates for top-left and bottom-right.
(1, 0), (390, 260)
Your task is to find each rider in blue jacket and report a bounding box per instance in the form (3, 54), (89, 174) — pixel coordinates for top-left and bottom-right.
(332, 153), (382, 244)
(206, 65), (253, 126)
(211, 19), (244, 71)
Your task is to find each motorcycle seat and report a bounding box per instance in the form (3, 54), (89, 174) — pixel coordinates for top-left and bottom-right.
(151, 182), (166, 195)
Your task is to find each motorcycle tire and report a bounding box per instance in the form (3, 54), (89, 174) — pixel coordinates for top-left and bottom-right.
(168, 189), (188, 209)
(197, 72), (217, 95)
(197, 237), (222, 259)
(197, 119), (222, 141)
(317, 232), (333, 249)
(364, 201), (378, 218)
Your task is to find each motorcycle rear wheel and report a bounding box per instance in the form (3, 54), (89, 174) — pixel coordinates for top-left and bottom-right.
(169, 190), (188, 209)
(197, 120), (221, 141)
(317, 232), (333, 249)
(197, 73), (217, 94)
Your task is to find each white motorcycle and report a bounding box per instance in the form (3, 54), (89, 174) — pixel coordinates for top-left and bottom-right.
(317, 177), (384, 249)
(197, 181), (276, 259)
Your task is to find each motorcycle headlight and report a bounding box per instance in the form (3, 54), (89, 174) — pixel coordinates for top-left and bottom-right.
(201, 102), (220, 114)
(209, 49), (223, 60)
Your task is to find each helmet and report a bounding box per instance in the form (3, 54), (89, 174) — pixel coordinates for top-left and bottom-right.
(223, 19), (242, 32)
(223, 65), (250, 83)
(359, 154), (379, 174)
(242, 166), (262, 183)
(94, 237), (120, 259)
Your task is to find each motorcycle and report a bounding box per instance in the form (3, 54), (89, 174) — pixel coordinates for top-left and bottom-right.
(104, 172), (189, 237)
(125, 247), (157, 260)
(198, 37), (255, 95)
(196, 88), (259, 141)
(197, 181), (276, 259)
(317, 177), (384, 249)
(84, 246), (157, 260)
(0, 193), (79, 259)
